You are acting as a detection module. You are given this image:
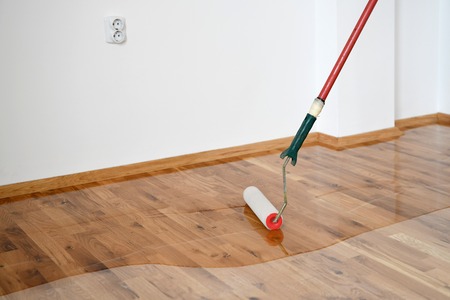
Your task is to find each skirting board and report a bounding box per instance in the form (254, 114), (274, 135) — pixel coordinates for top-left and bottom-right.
(395, 112), (450, 130)
(1, 113), (449, 200)
(317, 127), (403, 151)
(0, 135), (316, 201)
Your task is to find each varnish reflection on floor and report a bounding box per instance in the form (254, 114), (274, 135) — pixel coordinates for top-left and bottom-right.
(0, 125), (449, 297)
(2, 208), (449, 299)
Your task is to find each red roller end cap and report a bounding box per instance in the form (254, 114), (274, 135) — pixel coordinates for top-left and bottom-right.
(266, 213), (283, 230)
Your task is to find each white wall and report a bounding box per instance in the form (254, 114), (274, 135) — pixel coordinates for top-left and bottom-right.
(0, 0), (446, 186)
(395, 0), (440, 119)
(438, 0), (450, 114)
(316, 0), (395, 137)
(0, 0), (315, 185)
(337, 0), (395, 136)
(314, 0), (340, 137)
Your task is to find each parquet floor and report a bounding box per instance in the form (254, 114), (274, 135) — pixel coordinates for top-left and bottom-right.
(2, 208), (449, 299)
(0, 125), (449, 298)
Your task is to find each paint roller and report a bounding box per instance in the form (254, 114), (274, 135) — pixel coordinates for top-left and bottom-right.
(244, 0), (379, 230)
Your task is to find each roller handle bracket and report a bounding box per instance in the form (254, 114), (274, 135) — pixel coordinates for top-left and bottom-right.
(280, 113), (316, 166)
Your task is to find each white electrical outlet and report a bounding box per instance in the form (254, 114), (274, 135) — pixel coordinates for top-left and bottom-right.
(112, 30), (126, 43)
(104, 16), (126, 44)
(111, 18), (125, 31)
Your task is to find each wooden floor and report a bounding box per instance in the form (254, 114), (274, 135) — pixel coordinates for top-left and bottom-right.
(0, 125), (449, 298)
(2, 208), (449, 299)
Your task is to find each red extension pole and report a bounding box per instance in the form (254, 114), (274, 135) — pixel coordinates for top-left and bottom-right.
(318, 0), (378, 101)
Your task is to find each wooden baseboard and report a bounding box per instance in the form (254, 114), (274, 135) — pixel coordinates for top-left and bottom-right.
(437, 113), (450, 126)
(317, 127), (403, 150)
(395, 113), (439, 130)
(1, 113), (449, 200)
(0, 134), (318, 200)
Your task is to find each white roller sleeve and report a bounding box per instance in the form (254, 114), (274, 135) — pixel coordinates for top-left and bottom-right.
(243, 186), (282, 230)
(308, 98), (324, 117)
